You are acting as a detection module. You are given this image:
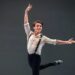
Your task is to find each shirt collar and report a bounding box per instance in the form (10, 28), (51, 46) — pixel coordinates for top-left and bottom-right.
(34, 33), (42, 38)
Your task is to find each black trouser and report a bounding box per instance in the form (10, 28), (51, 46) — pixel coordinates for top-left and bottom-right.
(28, 54), (57, 75)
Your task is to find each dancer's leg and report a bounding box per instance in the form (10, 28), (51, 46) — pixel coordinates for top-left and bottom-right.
(40, 60), (63, 70)
(28, 54), (41, 75)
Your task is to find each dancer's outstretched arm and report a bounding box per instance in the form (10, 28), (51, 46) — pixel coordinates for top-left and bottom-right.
(24, 4), (32, 36)
(24, 3), (32, 24)
(43, 36), (75, 45)
(56, 38), (75, 45)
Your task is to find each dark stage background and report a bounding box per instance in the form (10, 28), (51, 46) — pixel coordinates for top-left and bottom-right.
(0, 0), (75, 75)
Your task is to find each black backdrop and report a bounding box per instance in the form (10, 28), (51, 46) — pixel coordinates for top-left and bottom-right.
(0, 0), (75, 75)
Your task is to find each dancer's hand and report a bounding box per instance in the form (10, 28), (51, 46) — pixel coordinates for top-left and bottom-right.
(68, 38), (75, 44)
(25, 3), (32, 12)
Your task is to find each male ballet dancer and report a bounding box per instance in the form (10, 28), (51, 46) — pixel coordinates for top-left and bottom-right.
(24, 4), (75, 75)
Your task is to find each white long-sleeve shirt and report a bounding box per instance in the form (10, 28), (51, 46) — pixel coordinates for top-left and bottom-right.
(24, 23), (57, 55)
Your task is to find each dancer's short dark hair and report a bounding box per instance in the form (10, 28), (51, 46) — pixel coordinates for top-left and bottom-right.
(32, 20), (43, 27)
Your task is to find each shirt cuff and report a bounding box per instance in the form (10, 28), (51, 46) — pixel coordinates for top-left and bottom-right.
(24, 22), (29, 26)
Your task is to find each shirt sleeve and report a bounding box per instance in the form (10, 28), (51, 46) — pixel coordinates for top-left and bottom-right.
(24, 23), (31, 36)
(43, 36), (57, 45)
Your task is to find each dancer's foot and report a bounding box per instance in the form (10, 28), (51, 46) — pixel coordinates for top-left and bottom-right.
(55, 60), (63, 65)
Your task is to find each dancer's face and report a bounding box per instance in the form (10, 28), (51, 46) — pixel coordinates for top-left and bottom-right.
(33, 23), (42, 34)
